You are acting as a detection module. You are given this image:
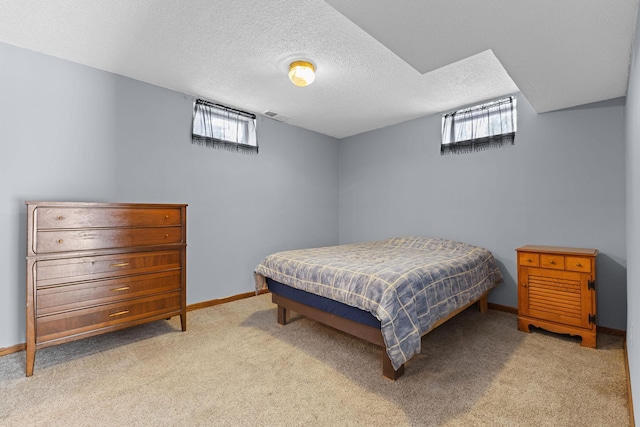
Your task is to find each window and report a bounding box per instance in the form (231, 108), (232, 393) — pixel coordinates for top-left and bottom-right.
(192, 99), (258, 154)
(441, 96), (517, 155)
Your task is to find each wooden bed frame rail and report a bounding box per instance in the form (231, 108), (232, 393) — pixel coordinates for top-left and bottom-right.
(272, 291), (489, 380)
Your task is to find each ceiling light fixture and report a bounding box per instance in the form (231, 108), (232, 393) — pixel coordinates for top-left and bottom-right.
(288, 61), (315, 87)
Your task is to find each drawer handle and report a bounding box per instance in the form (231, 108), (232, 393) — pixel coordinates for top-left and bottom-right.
(549, 260), (556, 265)
(576, 262), (583, 267)
(165, 215), (170, 219)
(165, 234), (169, 238)
(110, 286), (130, 292)
(57, 215), (64, 220)
(57, 239), (64, 244)
(521, 283), (527, 288)
(526, 258), (532, 262)
(110, 262), (130, 267)
(109, 310), (130, 317)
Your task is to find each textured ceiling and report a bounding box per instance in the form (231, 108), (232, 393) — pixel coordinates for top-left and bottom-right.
(0, 0), (637, 139)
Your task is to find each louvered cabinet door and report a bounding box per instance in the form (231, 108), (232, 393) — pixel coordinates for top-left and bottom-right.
(516, 245), (597, 348)
(519, 267), (592, 329)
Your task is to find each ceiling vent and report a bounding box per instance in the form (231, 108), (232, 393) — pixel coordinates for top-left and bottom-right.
(262, 110), (290, 122)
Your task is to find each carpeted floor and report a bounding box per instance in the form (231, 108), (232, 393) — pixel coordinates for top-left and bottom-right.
(0, 294), (629, 426)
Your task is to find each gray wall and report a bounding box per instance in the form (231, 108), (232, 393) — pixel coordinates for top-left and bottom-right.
(0, 37), (630, 368)
(626, 3), (640, 423)
(339, 94), (627, 330)
(0, 42), (339, 349)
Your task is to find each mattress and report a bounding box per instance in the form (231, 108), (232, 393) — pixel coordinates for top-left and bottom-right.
(266, 277), (381, 328)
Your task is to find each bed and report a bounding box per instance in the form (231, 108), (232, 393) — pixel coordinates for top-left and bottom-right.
(254, 237), (503, 379)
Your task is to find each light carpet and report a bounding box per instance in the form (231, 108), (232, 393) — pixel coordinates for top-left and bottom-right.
(0, 294), (629, 426)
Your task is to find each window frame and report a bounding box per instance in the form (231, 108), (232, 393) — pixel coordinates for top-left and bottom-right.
(441, 96), (517, 155)
(192, 99), (258, 154)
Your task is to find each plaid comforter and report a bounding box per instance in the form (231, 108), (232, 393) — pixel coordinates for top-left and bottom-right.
(254, 237), (503, 370)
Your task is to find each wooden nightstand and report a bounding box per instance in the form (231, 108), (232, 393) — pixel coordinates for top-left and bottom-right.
(516, 245), (598, 348)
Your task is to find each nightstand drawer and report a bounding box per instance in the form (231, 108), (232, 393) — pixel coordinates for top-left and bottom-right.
(519, 252), (540, 267)
(540, 254), (565, 270)
(566, 256), (592, 273)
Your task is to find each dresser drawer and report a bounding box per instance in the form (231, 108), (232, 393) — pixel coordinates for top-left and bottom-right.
(36, 292), (182, 343)
(36, 250), (181, 287)
(540, 254), (565, 270)
(35, 207), (182, 229)
(36, 270), (181, 316)
(565, 256), (592, 273)
(518, 252), (539, 267)
(35, 227), (183, 254)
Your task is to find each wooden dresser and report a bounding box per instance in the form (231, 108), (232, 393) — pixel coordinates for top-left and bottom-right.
(25, 202), (187, 376)
(516, 245), (597, 348)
